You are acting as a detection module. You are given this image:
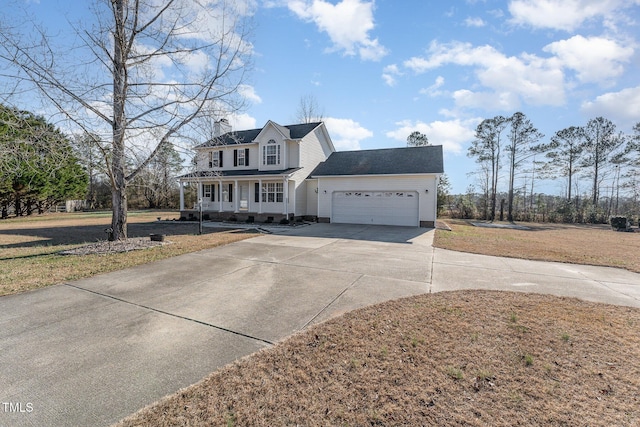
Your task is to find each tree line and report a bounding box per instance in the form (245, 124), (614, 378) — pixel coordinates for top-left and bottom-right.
(0, 105), (87, 217)
(0, 104), (185, 218)
(460, 113), (639, 223)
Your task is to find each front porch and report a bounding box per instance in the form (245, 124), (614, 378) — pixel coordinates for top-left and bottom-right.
(178, 173), (298, 222)
(179, 210), (293, 224)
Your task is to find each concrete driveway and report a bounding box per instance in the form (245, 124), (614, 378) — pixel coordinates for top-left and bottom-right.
(1, 223), (639, 427)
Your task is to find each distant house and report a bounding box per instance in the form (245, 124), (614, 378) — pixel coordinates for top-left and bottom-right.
(179, 120), (444, 227)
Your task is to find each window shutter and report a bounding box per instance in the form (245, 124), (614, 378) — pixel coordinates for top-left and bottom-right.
(245, 148), (250, 166)
(219, 150), (223, 167)
(211, 184), (215, 201)
(233, 149), (238, 167)
(228, 183), (233, 202)
(254, 183), (259, 203)
(218, 184), (221, 202)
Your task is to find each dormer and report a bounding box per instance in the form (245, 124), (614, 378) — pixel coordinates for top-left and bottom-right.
(256, 121), (290, 171)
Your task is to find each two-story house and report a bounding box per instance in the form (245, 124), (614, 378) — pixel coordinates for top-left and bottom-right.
(179, 119), (444, 227)
(179, 120), (334, 223)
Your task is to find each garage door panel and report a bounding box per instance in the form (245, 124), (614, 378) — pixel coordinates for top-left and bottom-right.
(332, 191), (418, 226)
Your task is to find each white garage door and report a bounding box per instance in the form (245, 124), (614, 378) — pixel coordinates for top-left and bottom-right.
(332, 191), (419, 226)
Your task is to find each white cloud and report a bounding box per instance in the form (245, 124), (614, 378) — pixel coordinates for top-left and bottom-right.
(385, 118), (480, 155)
(229, 113), (257, 130)
(238, 84), (262, 104)
(181, 50), (210, 74)
(464, 17), (486, 27)
(382, 64), (401, 86)
(404, 41), (566, 108)
(581, 86), (640, 128)
(543, 35), (634, 84)
(419, 76), (446, 97)
(288, 0), (388, 61)
(507, 0), (639, 31)
(452, 89), (521, 111)
(323, 117), (373, 150)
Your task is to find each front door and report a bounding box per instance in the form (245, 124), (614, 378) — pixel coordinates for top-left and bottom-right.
(239, 184), (249, 211)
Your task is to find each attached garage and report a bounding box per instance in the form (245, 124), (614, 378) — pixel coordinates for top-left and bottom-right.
(308, 146), (444, 228)
(332, 191), (419, 226)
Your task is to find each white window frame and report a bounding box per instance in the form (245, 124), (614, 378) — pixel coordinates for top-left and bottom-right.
(203, 184), (212, 199)
(210, 151), (220, 168)
(262, 182), (283, 203)
(237, 149), (245, 166)
(263, 139), (280, 166)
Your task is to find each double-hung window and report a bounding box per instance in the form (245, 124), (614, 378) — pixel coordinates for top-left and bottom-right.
(237, 150), (245, 166)
(262, 182), (283, 203)
(209, 150), (222, 168)
(263, 139), (280, 166)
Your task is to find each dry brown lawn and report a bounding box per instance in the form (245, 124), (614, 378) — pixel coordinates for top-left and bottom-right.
(0, 211), (254, 296)
(434, 219), (640, 273)
(115, 291), (640, 426)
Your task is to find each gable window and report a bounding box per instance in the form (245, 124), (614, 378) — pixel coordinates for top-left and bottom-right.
(263, 139), (280, 166)
(262, 182), (283, 203)
(209, 150), (223, 168)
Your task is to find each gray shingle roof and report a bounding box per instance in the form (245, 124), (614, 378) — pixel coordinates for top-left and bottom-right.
(197, 122), (323, 147)
(308, 146), (444, 177)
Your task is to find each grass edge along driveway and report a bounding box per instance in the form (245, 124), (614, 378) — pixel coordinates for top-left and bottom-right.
(433, 218), (640, 274)
(0, 211), (255, 296)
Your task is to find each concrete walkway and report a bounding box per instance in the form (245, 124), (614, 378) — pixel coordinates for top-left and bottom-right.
(1, 223), (639, 427)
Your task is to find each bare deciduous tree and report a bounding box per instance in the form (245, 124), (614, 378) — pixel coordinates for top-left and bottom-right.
(0, 0), (254, 240)
(295, 94), (324, 124)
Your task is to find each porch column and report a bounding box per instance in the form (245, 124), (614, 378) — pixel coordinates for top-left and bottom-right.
(234, 179), (239, 213)
(218, 179), (223, 213)
(290, 179), (296, 219)
(283, 176), (289, 217)
(179, 180), (184, 210)
(258, 179), (263, 214)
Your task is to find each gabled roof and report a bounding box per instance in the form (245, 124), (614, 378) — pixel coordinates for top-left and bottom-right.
(197, 122), (323, 148)
(308, 145), (444, 177)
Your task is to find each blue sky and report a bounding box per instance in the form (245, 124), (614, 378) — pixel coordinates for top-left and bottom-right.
(5, 0), (640, 193)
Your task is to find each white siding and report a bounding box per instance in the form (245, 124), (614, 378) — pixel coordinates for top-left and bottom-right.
(306, 179), (318, 216)
(195, 144), (259, 172)
(287, 125), (334, 217)
(288, 140), (300, 169)
(257, 125), (286, 172)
